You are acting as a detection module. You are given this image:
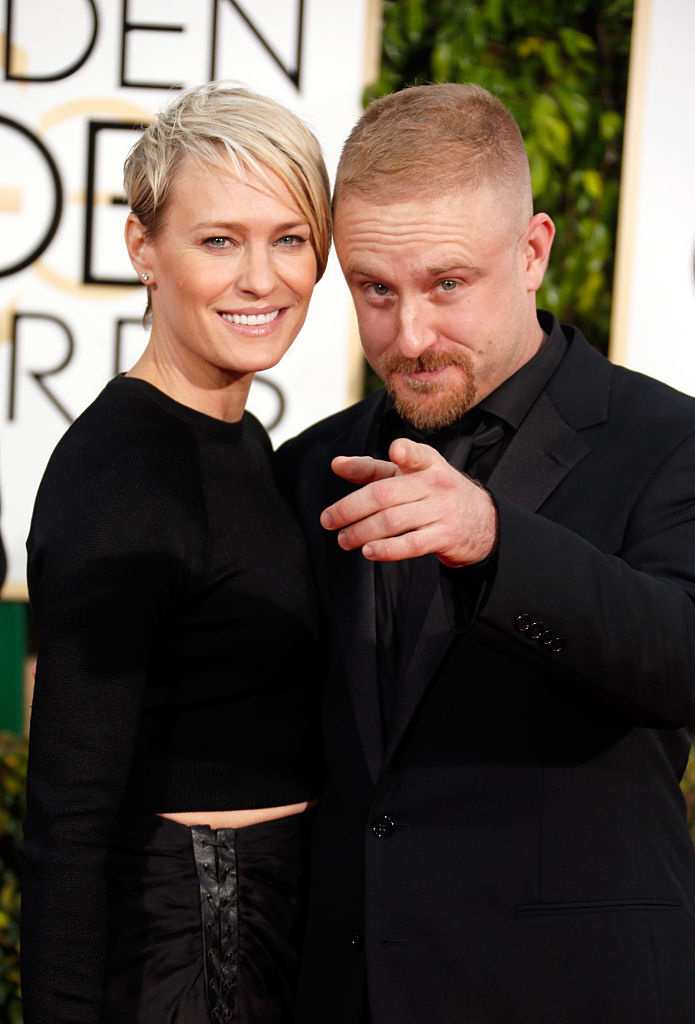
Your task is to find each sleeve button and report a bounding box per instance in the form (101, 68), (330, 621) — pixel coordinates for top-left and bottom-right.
(528, 621), (545, 639)
(371, 815), (397, 839)
(514, 613), (531, 632)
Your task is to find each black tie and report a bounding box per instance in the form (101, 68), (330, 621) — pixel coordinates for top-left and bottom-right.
(433, 415), (506, 473)
(376, 413), (506, 747)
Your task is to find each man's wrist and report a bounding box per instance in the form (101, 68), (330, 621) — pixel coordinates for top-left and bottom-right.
(443, 485), (499, 568)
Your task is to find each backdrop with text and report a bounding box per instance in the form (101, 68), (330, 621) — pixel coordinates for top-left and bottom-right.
(0, 0), (374, 592)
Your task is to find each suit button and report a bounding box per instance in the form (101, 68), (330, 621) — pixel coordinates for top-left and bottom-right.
(372, 815), (396, 839)
(350, 931), (364, 950)
(528, 620), (545, 639)
(550, 636), (566, 653)
(515, 613), (531, 632)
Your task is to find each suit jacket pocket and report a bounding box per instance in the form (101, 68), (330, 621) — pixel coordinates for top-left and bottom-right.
(516, 897), (682, 916)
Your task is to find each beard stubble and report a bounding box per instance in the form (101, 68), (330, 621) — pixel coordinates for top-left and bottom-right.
(379, 349), (477, 431)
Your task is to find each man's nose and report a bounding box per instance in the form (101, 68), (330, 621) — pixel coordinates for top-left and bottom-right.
(395, 298), (434, 358)
(237, 245), (276, 296)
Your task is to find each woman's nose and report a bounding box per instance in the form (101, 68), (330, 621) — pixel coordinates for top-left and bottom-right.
(237, 245), (276, 296)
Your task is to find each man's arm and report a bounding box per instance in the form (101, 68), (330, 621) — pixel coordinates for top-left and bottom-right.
(321, 433), (695, 728)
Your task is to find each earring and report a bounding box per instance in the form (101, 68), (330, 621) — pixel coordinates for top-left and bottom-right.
(141, 272), (150, 282)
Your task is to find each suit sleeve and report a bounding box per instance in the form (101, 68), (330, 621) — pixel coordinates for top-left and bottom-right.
(20, 436), (200, 1024)
(468, 430), (695, 727)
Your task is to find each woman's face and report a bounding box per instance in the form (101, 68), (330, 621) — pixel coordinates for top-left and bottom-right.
(132, 154), (317, 390)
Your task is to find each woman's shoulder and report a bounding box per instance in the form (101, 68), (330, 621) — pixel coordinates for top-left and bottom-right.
(30, 378), (206, 552)
(47, 376), (201, 480)
(57, 374), (195, 452)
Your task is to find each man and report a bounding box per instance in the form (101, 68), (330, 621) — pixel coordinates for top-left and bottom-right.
(278, 84), (695, 1023)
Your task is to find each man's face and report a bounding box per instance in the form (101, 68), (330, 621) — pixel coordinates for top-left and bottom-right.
(333, 186), (551, 431)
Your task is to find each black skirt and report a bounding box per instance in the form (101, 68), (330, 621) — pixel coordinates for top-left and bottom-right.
(103, 811), (312, 1023)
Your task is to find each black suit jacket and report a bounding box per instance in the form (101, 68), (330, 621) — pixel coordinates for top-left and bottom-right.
(278, 320), (695, 1023)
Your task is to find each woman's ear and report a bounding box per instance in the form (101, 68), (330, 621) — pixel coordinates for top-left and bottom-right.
(125, 212), (153, 283)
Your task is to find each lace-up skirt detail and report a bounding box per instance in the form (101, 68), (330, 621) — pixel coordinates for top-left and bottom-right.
(104, 811), (311, 1023)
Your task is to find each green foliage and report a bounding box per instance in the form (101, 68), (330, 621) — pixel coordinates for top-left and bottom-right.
(681, 745), (695, 843)
(0, 732), (26, 1023)
(366, 0), (634, 353)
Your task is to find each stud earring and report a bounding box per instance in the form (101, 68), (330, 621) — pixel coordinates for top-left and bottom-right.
(141, 272), (150, 282)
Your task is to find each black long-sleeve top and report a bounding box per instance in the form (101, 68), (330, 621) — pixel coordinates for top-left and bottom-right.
(21, 375), (321, 1023)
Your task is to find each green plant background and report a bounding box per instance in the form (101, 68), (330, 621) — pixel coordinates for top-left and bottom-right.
(0, 733), (25, 1024)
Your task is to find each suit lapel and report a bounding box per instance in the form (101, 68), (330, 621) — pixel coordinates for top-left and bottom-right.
(326, 536), (384, 783)
(486, 329), (611, 508)
(486, 390), (590, 508)
(316, 396), (385, 783)
(383, 554), (451, 764)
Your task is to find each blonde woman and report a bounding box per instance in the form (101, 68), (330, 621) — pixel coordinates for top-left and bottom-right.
(21, 82), (331, 1024)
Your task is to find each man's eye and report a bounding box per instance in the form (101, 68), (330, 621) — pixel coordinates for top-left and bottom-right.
(370, 283), (390, 296)
(205, 237), (229, 248)
(439, 279), (457, 291)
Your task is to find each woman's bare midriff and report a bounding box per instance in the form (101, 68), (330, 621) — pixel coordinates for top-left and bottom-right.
(158, 800), (316, 830)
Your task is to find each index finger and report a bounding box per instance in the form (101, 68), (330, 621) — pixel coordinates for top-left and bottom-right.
(389, 437), (441, 472)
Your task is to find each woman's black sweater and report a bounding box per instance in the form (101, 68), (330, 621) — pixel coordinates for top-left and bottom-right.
(21, 375), (321, 1023)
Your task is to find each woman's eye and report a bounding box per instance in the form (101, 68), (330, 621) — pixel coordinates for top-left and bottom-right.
(276, 234), (308, 247)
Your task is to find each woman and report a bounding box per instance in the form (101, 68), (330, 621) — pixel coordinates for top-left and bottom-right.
(21, 82), (331, 1024)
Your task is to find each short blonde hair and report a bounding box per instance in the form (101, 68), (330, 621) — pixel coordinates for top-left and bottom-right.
(124, 81), (332, 281)
(334, 82), (532, 219)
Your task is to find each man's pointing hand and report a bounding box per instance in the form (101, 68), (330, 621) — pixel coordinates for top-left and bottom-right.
(320, 438), (498, 567)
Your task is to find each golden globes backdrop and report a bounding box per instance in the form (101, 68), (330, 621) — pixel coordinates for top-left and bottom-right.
(611, 0), (695, 387)
(0, 0), (376, 594)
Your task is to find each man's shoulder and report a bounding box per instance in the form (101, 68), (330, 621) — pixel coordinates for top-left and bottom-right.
(552, 321), (695, 436)
(611, 358), (695, 412)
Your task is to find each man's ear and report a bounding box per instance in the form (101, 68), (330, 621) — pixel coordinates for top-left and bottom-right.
(124, 212), (153, 283)
(524, 212), (555, 293)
